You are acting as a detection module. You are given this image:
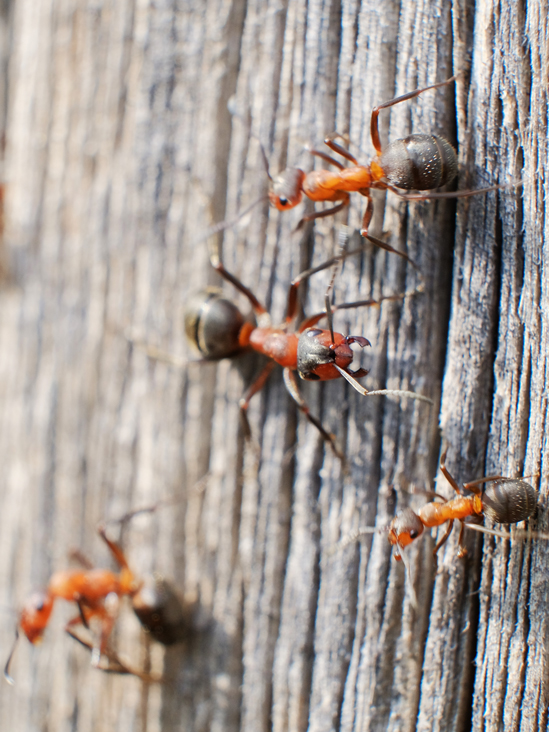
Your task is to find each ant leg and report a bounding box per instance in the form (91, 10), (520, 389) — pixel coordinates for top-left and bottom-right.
(439, 451), (463, 495)
(462, 475), (508, 494)
(321, 135), (359, 166)
(282, 368), (344, 460)
(285, 225), (423, 326)
(66, 627), (161, 682)
(359, 191), (374, 237)
(456, 522), (468, 558)
(358, 193), (420, 270)
(285, 224), (359, 324)
(308, 148), (346, 170)
(370, 76), (457, 154)
(433, 519), (454, 556)
(97, 524), (131, 571)
(383, 181), (505, 201)
(76, 599), (90, 629)
(286, 225), (405, 324)
(363, 232), (420, 270)
(69, 549), (94, 570)
(297, 290), (422, 334)
(239, 361), (276, 438)
(209, 246), (268, 318)
(296, 197), (350, 231)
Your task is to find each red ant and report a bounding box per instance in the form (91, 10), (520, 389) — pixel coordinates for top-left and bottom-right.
(4, 523), (191, 684)
(268, 77), (501, 262)
(345, 450), (542, 561)
(132, 229), (432, 459)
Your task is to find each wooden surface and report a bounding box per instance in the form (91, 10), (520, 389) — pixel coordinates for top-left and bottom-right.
(0, 1), (547, 731)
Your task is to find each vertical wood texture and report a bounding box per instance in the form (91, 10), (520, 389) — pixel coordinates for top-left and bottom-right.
(0, 1), (547, 731)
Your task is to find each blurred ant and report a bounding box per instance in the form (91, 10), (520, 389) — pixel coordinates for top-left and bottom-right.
(269, 77), (502, 260)
(5, 521), (191, 684)
(131, 228), (432, 459)
(343, 449), (543, 562)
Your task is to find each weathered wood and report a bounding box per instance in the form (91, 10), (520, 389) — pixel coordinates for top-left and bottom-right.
(0, 1), (547, 731)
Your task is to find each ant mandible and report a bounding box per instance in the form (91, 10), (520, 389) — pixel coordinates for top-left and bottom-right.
(269, 77), (500, 258)
(136, 228), (433, 460)
(346, 449), (541, 561)
(5, 523), (190, 684)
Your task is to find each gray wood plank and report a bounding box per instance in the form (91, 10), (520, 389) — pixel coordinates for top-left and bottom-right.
(0, 1), (546, 731)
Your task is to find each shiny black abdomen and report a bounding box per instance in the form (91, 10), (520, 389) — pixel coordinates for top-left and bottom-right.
(380, 134), (458, 190)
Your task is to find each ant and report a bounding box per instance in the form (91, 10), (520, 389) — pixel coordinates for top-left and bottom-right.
(344, 449), (542, 561)
(132, 228), (432, 460)
(268, 77), (502, 261)
(4, 522), (191, 684)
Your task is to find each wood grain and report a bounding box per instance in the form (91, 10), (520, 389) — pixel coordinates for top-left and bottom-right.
(0, 1), (546, 731)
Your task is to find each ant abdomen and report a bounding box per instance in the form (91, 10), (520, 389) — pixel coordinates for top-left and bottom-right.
(184, 287), (246, 360)
(132, 575), (193, 646)
(481, 479), (537, 524)
(379, 134), (458, 191)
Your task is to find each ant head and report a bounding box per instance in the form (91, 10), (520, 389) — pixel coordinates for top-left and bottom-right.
(481, 479), (537, 524)
(19, 591), (54, 644)
(184, 288), (249, 360)
(388, 508), (424, 554)
(268, 168), (305, 210)
(297, 328), (370, 381)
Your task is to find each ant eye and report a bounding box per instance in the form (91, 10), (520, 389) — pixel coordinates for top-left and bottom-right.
(278, 197), (288, 207)
(35, 600), (45, 611)
(306, 329), (323, 338)
(409, 530), (419, 539)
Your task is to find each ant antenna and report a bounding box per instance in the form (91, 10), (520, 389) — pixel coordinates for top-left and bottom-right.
(258, 142), (272, 181)
(326, 226), (353, 343)
(333, 364), (434, 405)
(195, 194), (269, 244)
(325, 294), (335, 345)
(124, 329), (190, 369)
(398, 548), (418, 610)
(4, 628), (19, 685)
(328, 525), (380, 555)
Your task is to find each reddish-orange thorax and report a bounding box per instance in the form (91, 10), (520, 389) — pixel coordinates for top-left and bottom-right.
(48, 569), (124, 603)
(302, 166), (373, 201)
(416, 495), (481, 527)
(248, 328), (299, 368)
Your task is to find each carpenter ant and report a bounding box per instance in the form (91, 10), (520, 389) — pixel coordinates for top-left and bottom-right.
(343, 450), (543, 560)
(4, 524), (191, 684)
(269, 77), (502, 255)
(132, 228), (432, 459)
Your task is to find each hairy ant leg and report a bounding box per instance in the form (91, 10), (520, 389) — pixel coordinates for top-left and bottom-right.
(282, 368), (344, 460)
(66, 627), (161, 683)
(369, 77), (458, 154)
(238, 361), (276, 439)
